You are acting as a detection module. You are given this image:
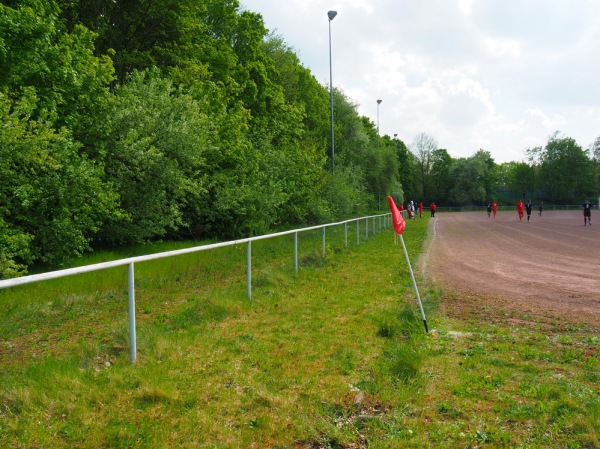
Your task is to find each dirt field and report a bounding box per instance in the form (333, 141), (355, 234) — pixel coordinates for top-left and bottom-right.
(423, 209), (600, 328)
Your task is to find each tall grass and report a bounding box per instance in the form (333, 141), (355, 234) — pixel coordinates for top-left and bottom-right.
(1, 216), (599, 448)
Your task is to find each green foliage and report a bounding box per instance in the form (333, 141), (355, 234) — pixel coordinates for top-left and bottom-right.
(0, 1), (114, 135)
(0, 91), (118, 274)
(447, 157), (487, 205)
(540, 132), (592, 203)
(318, 166), (371, 221)
(96, 69), (212, 243)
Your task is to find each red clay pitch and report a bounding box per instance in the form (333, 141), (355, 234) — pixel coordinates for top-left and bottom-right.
(424, 210), (600, 327)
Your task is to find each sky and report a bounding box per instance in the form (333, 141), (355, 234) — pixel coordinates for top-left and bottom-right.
(240, 0), (600, 163)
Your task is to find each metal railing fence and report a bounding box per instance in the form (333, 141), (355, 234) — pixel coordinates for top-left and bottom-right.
(0, 213), (393, 363)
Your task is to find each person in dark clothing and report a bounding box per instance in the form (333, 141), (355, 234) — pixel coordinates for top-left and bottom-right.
(525, 200), (533, 222)
(538, 201), (544, 217)
(583, 200), (592, 226)
(486, 202), (492, 218)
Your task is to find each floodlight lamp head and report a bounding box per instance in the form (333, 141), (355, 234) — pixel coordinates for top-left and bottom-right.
(328, 10), (337, 21)
(377, 99), (382, 104)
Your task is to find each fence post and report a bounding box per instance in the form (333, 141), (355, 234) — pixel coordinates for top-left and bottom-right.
(127, 262), (137, 364)
(322, 227), (326, 257)
(294, 232), (298, 273)
(247, 241), (252, 299)
(356, 220), (360, 245)
(344, 222), (348, 247)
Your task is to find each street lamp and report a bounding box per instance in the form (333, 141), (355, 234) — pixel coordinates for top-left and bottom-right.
(376, 99), (382, 135)
(328, 10), (337, 175)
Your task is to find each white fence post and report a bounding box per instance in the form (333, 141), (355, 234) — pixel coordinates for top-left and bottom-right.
(294, 232), (298, 273)
(247, 241), (252, 300)
(127, 262), (137, 364)
(344, 222), (348, 247)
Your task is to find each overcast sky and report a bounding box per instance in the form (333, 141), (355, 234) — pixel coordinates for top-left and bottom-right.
(240, 0), (600, 163)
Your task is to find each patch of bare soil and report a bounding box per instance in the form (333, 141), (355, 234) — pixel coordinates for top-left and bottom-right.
(423, 210), (600, 329)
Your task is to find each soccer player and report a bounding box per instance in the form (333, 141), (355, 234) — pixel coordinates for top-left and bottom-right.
(583, 200), (592, 226)
(430, 201), (437, 217)
(516, 200), (524, 221)
(525, 200), (533, 222)
(492, 201), (498, 218)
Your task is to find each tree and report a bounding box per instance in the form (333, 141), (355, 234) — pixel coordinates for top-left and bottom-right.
(95, 69), (216, 244)
(0, 0), (115, 144)
(508, 162), (534, 200)
(589, 137), (600, 198)
(539, 132), (591, 203)
(391, 137), (414, 203)
(261, 33), (329, 149)
(0, 90), (119, 275)
(447, 156), (487, 206)
(429, 149), (453, 204)
(365, 133), (400, 211)
(410, 133), (438, 200)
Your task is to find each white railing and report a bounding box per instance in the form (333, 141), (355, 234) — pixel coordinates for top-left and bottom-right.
(0, 213), (393, 363)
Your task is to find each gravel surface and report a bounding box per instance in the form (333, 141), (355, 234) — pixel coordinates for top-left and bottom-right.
(423, 210), (600, 327)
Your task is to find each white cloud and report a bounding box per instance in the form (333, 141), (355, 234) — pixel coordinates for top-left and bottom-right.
(458, 0), (474, 15)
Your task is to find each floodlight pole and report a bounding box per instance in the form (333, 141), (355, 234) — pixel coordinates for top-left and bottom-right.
(328, 10), (337, 176)
(376, 99), (382, 210)
(377, 99), (382, 135)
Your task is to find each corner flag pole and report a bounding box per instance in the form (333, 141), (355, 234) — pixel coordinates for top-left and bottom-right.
(387, 196), (429, 333)
(398, 233), (429, 333)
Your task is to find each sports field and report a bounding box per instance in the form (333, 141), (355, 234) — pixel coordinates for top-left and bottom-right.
(424, 210), (600, 327)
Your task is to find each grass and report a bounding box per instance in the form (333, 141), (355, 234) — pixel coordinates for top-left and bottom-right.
(1, 217), (599, 448)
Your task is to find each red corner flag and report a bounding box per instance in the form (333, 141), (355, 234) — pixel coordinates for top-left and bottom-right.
(387, 196), (406, 235)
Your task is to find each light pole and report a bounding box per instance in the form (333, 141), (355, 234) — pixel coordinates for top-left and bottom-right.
(328, 10), (337, 175)
(376, 99), (382, 135)
(376, 99), (382, 210)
